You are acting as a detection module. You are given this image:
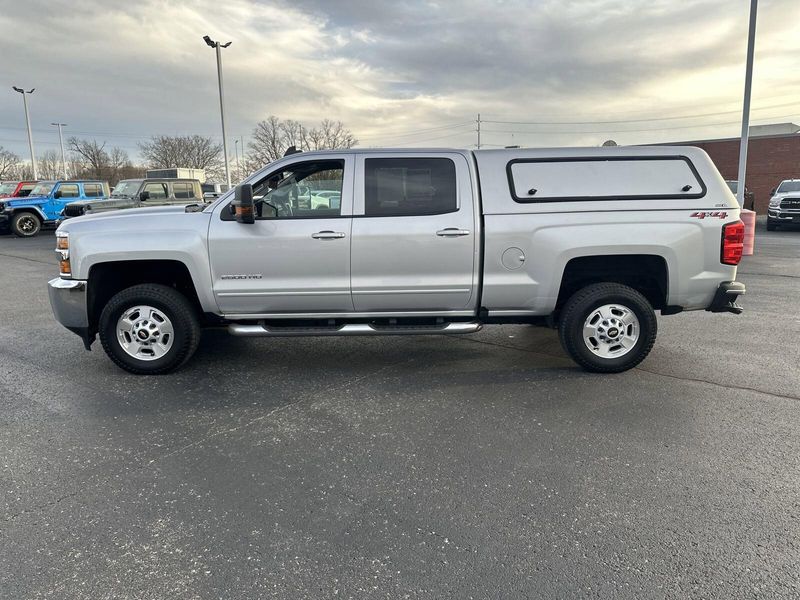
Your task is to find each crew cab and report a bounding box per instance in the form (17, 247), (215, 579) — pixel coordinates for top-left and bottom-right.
(2, 180), (109, 237)
(48, 147), (746, 375)
(767, 179), (800, 230)
(0, 180), (37, 199)
(61, 178), (204, 219)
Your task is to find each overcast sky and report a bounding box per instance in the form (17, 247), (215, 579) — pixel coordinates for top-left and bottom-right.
(1, 0), (798, 162)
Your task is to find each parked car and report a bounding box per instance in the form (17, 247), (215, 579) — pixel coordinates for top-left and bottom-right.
(724, 180), (755, 210)
(0, 180), (109, 237)
(767, 179), (800, 230)
(61, 178), (204, 219)
(0, 180), (37, 199)
(49, 146), (745, 375)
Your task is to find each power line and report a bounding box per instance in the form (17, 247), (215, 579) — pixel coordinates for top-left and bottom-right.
(481, 101), (800, 126)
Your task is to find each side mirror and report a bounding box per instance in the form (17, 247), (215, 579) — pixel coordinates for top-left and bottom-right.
(139, 191), (150, 201)
(54, 190), (62, 199)
(770, 189), (775, 196)
(233, 184), (255, 224)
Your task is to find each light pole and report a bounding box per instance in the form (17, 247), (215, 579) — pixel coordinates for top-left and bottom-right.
(736, 0), (758, 208)
(12, 86), (37, 179)
(234, 138), (241, 183)
(203, 35), (232, 189)
(51, 122), (68, 179)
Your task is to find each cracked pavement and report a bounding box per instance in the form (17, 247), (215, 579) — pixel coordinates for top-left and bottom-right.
(1, 221), (799, 599)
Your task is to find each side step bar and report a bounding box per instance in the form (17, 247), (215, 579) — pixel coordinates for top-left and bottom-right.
(228, 321), (482, 337)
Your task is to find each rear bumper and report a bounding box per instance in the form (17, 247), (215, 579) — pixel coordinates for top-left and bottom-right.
(48, 277), (94, 349)
(706, 281), (745, 314)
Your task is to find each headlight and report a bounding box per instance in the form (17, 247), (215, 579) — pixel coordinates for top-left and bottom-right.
(769, 198), (781, 207)
(55, 231), (71, 277)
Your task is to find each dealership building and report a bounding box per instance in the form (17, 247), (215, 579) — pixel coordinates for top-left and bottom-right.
(662, 123), (800, 213)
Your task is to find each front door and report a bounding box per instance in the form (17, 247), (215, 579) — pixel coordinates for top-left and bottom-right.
(208, 155), (354, 316)
(350, 153), (478, 312)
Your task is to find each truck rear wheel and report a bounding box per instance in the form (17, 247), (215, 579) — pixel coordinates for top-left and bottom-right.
(558, 283), (657, 373)
(98, 284), (200, 375)
(11, 212), (41, 237)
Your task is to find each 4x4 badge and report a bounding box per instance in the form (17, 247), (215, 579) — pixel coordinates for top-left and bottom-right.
(690, 211), (728, 219)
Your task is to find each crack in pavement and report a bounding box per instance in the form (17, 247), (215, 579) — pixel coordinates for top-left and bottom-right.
(0, 250), (56, 267)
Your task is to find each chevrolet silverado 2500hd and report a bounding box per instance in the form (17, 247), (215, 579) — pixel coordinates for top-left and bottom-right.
(48, 147), (746, 375)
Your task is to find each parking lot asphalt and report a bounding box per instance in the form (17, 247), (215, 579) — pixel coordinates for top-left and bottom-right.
(1, 222), (799, 599)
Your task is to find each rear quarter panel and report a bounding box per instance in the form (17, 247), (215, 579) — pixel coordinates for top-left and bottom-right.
(474, 147), (740, 315)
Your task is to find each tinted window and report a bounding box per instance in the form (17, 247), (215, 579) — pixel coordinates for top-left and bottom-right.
(250, 159), (344, 219)
(84, 183), (103, 197)
(365, 158), (457, 217)
(142, 182), (168, 200)
(172, 182), (196, 199)
(58, 184), (80, 198)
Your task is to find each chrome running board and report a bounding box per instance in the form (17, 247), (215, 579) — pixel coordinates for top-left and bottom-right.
(228, 321), (482, 337)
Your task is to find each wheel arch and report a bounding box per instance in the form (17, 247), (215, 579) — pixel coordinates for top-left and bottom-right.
(87, 259), (203, 331)
(556, 254), (669, 312)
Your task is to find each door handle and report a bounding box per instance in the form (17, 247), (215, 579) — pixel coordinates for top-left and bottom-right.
(436, 228), (471, 237)
(311, 231), (346, 239)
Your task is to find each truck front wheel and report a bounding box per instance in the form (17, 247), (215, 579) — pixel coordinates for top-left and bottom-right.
(98, 284), (201, 375)
(558, 283), (657, 373)
(11, 212), (41, 237)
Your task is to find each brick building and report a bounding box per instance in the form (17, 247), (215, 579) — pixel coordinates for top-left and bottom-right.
(663, 123), (800, 213)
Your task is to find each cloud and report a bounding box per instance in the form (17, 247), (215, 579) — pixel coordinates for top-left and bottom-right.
(0, 0), (798, 162)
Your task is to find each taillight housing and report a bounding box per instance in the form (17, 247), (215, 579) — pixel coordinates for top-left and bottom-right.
(721, 220), (745, 266)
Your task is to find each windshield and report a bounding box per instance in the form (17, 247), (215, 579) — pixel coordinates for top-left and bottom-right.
(777, 181), (800, 193)
(0, 182), (17, 195)
(111, 180), (142, 198)
(726, 181), (738, 194)
(30, 182), (55, 196)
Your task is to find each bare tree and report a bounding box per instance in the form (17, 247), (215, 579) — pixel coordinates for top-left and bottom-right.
(68, 137), (108, 178)
(0, 147), (21, 179)
(137, 135), (223, 177)
(37, 150), (63, 179)
(247, 116), (358, 169)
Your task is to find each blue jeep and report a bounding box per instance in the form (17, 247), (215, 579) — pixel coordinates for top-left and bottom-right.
(0, 180), (110, 237)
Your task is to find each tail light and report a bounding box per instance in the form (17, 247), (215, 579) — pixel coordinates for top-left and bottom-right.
(721, 220), (745, 265)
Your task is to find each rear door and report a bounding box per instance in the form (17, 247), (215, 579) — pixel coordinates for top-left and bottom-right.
(350, 152), (478, 312)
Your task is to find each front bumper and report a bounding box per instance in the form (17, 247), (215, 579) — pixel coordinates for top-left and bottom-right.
(48, 277), (94, 349)
(768, 209), (800, 222)
(706, 281), (745, 314)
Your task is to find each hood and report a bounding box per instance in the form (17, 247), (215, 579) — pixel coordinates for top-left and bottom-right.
(68, 204), (192, 222)
(7, 194), (47, 206)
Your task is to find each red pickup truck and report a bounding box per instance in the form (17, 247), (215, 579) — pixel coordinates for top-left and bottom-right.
(0, 181), (37, 199)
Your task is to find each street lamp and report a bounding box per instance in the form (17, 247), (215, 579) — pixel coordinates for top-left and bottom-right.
(12, 86), (37, 179)
(51, 122), (68, 179)
(203, 35), (232, 189)
(736, 0), (758, 208)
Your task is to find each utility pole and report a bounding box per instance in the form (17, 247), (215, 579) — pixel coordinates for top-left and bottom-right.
(203, 35), (232, 189)
(736, 0), (758, 208)
(12, 86), (37, 179)
(51, 122), (68, 179)
(476, 113), (481, 150)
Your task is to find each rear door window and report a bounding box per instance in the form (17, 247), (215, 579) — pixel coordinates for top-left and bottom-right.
(364, 157), (457, 216)
(84, 183), (103, 197)
(58, 184), (80, 198)
(172, 182), (196, 199)
(508, 156), (705, 202)
(142, 182), (168, 200)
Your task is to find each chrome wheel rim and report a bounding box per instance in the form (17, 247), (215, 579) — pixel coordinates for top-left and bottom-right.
(116, 305), (174, 361)
(582, 303), (639, 359)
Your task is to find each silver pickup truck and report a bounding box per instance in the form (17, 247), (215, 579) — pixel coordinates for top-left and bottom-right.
(48, 146), (746, 375)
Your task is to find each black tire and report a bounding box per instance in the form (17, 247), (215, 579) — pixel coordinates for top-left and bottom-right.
(766, 220), (777, 231)
(11, 211), (41, 237)
(558, 283), (657, 374)
(99, 284), (200, 375)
